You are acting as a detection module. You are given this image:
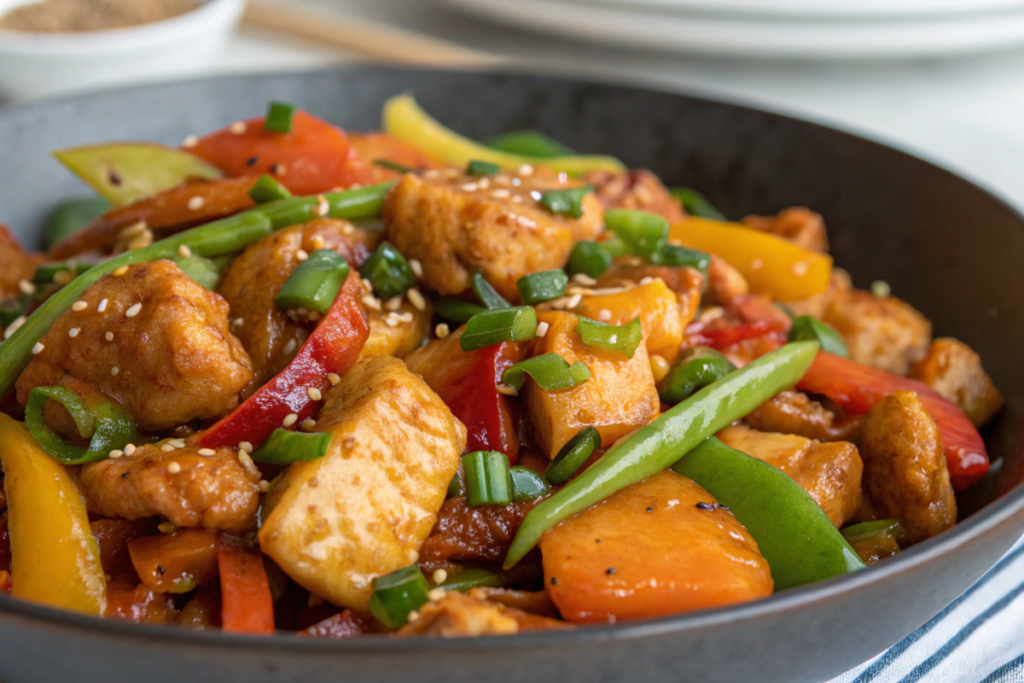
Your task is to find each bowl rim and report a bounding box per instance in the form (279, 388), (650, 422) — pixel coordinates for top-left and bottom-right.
(0, 64), (1022, 651)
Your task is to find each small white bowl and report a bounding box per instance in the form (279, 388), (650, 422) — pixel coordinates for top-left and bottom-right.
(0, 0), (246, 101)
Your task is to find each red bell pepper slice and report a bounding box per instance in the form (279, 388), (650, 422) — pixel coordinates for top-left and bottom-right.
(199, 272), (369, 451)
(798, 351), (989, 490)
(189, 110), (374, 196)
(685, 319), (788, 351)
(217, 533), (274, 635)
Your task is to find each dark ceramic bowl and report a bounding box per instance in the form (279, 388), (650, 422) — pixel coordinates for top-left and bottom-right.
(0, 68), (1022, 683)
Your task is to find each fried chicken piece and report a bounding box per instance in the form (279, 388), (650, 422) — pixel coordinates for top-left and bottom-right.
(0, 224), (43, 298)
(742, 207), (829, 253)
(822, 289), (931, 375)
(582, 168), (685, 222)
(909, 338), (1003, 428)
(745, 390), (861, 442)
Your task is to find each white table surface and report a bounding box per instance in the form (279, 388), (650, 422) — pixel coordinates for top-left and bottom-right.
(201, 0), (1024, 212)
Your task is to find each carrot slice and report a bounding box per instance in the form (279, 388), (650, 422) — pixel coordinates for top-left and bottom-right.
(217, 534), (275, 635)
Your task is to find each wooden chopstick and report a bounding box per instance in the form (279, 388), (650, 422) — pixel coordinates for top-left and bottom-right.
(243, 0), (507, 67)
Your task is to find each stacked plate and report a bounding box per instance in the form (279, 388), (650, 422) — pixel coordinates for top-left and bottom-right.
(439, 0), (1024, 59)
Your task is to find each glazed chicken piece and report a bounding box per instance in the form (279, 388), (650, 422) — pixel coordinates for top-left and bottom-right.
(822, 288), (931, 376)
(742, 207), (829, 253)
(525, 310), (660, 458)
(717, 425), (863, 528)
(909, 338), (1004, 428)
(784, 268), (851, 319)
(16, 260), (253, 432)
(217, 219), (379, 390)
(582, 168), (685, 222)
(745, 390), (861, 442)
(704, 254), (749, 305)
(397, 590), (569, 637)
(258, 356), (466, 613)
(858, 390), (957, 544)
(382, 169), (603, 301)
(79, 445), (260, 533)
(0, 224), (43, 298)
(360, 299), (432, 360)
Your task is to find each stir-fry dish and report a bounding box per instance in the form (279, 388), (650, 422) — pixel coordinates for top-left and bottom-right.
(0, 95), (1003, 637)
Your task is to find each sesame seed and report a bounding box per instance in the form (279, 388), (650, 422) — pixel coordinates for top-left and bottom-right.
(609, 334), (618, 344)
(283, 338), (297, 356)
(567, 293), (583, 309)
(119, 221), (147, 239)
(638, 276), (655, 286)
(308, 311), (320, 322)
(258, 480), (271, 493)
(105, 331), (114, 342)
(307, 387), (322, 401)
(167, 462), (181, 474)
(18, 280), (35, 295)
(198, 448), (216, 457)
(301, 418), (316, 431)
(187, 196), (205, 211)
(432, 569), (448, 585)
(296, 249), (309, 262)
(125, 303), (142, 318)
(183, 135), (199, 148)
(272, 163), (287, 176)
(491, 189), (511, 199)
(157, 522), (176, 534)
(111, 367), (119, 376)
(384, 296), (403, 311)
(230, 121), (247, 135)
(327, 373), (341, 385)
(161, 444), (175, 452)
(108, 449), (124, 459)
(435, 323), (450, 339)
(407, 610), (420, 623)
(169, 439), (185, 449)
(232, 317), (244, 328)
(124, 443), (137, 456)
(98, 298), (109, 312)
(650, 354), (671, 383)
(427, 588), (446, 602)
(573, 273), (597, 286)
(127, 230), (153, 251)
(512, 195), (524, 204)
(177, 244), (192, 258)
(341, 223), (355, 236)
(477, 177), (491, 190)
(68, 328), (80, 338)
(407, 289), (426, 311)
(316, 195), (329, 217)
(409, 259), (423, 277)
(4, 316), (26, 339)
(113, 266), (129, 277)
(598, 309), (612, 322)
(529, 190), (543, 201)
(283, 413), (299, 427)
(384, 313), (401, 328)
(31, 342), (44, 355)
(461, 183), (479, 192)
(518, 163), (534, 176)
(239, 452), (255, 469)
(72, 301), (88, 312)
(398, 311), (414, 323)
(239, 441), (253, 454)
(311, 235), (326, 250)
(536, 321), (549, 337)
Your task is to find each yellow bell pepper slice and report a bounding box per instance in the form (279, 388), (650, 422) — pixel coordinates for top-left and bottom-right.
(670, 217), (832, 301)
(0, 414), (106, 615)
(383, 94), (626, 176)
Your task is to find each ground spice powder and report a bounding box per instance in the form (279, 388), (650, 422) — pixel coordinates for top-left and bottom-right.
(0, 0), (198, 32)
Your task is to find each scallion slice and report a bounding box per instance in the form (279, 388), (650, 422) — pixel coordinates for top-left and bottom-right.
(544, 426), (601, 485)
(25, 385), (142, 465)
(248, 174), (292, 203)
(501, 353), (591, 392)
(516, 269), (568, 305)
(485, 130), (574, 158)
(31, 261), (93, 285)
(652, 244), (711, 272)
(539, 185), (593, 218)
(466, 159), (500, 176)
(841, 519), (905, 544)
(264, 101), (297, 134)
(510, 466), (550, 502)
(567, 241), (611, 279)
(251, 428), (332, 465)
(275, 249), (351, 314)
(575, 316), (643, 358)
(359, 241), (415, 300)
(435, 297), (486, 324)
(463, 450), (512, 507)
(369, 565), (430, 629)
(604, 209), (669, 258)
(460, 306), (537, 351)
(171, 254), (224, 291)
(472, 272), (510, 310)
(671, 187), (726, 221)
(439, 567), (509, 592)
(789, 315), (849, 357)
(373, 158), (414, 174)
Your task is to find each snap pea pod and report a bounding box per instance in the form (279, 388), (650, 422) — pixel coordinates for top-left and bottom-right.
(503, 340), (819, 569)
(672, 437), (865, 590)
(0, 182), (394, 399)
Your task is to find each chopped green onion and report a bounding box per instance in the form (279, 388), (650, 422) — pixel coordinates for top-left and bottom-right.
(604, 209), (669, 258)
(264, 101), (296, 134)
(46, 196), (110, 247)
(275, 249), (351, 314)
(440, 567), (509, 591)
(575, 316), (643, 358)
(31, 261), (93, 285)
(251, 428), (332, 465)
(501, 353), (591, 392)
(447, 468), (465, 498)
(567, 241), (612, 279)
(359, 240), (415, 300)
(248, 174), (292, 203)
(435, 297), (485, 324)
(652, 244), (711, 272)
(472, 272), (510, 310)
(658, 346), (736, 404)
(539, 186), (592, 218)
(544, 426), (600, 485)
(510, 466), (550, 502)
(671, 188), (726, 221)
(485, 130), (574, 158)
(596, 235), (630, 259)
(842, 519), (905, 544)
(460, 306), (537, 352)
(170, 254), (223, 291)
(463, 450), (512, 507)
(789, 315), (849, 358)
(369, 565), (430, 630)
(466, 159), (500, 176)
(517, 269), (568, 305)
(25, 385), (142, 465)
(373, 159), (414, 174)
(0, 297), (28, 329)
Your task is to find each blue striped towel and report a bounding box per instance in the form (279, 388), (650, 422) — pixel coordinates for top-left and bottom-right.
(831, 538), (1024, 682)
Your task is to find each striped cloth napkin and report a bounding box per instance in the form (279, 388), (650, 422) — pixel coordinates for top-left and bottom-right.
(831, 538), (1024, 683)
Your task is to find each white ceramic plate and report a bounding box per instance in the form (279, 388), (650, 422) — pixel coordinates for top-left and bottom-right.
(440, 0), (1024, 59)
(557, 0), (1024, 20)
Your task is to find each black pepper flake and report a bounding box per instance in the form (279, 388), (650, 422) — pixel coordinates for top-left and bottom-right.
(107, 169), (123, 187)
(550, 577), (558, 586)
(605, 567), (616, 575)
(156, 565), (166, 576)
(271, 163), (285, 175)
(696, 502), (729, 511)
(646, 506), (654, 513)
(246, 156), (259, 166)
(594, 538), (601, 543)
(121, 472), (130, 479)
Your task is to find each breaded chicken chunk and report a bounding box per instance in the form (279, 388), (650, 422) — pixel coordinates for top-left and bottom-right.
(80, 445), (260, 533)
(909, 338), (1003, 428)
(382, 169), (603, 301)
(742, 207), (829, 253)
(582, 168), (685, 222)
(16, 260), (253, 432)
(822, 289), (931, 375)
(745, 390), (861, 442)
